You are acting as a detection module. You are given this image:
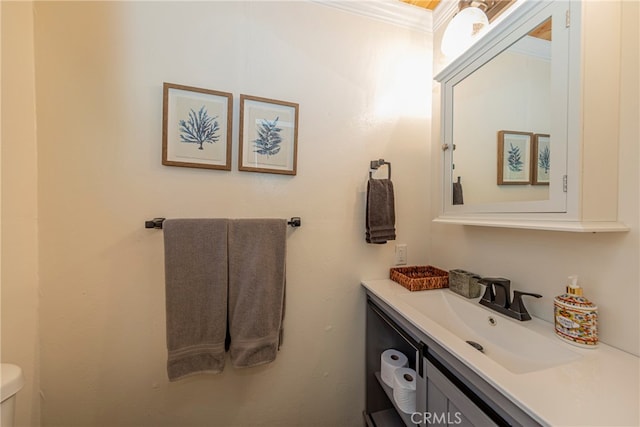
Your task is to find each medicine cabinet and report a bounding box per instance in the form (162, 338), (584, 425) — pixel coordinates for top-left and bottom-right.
(434, 0), (628, 232)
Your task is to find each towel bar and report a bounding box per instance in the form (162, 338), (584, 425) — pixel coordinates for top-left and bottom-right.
(145, 217), (302, 229)
(369, 159), (391, 180)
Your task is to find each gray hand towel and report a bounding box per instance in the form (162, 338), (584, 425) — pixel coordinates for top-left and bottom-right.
(163, 219), (228, 381)
(366, 178), (396, 244)
(228, 219), (287, 368)
(452, 176), (464, 205)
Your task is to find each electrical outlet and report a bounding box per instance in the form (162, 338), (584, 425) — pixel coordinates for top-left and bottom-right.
(395, 244), (407, 265)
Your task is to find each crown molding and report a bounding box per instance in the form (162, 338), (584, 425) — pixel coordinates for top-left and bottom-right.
(432, 0), (458, 32)
(310, 0), (433, 33)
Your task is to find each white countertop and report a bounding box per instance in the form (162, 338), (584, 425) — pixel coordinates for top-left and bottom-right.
(362, 279), (640, 427)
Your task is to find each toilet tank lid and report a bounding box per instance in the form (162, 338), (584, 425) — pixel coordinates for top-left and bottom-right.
(1, 364), (24, 402)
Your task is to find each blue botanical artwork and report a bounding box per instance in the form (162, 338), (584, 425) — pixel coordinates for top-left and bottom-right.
(507, 143), (524, 172)
(253, 116), (283, 157)
(178, 106), (220, 150)
(538, 145), (550, 173)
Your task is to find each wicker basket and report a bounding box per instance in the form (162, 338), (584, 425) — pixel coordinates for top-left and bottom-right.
(390, 265), (449, 292)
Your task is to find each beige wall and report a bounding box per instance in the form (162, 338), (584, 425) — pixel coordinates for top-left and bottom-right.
(3, 1), (638, 426)
(1, 1), (41, 426)
(430, 1), (639, 356)
(30, 2), (431, 425)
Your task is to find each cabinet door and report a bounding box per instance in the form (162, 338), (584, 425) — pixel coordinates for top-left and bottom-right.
(425, 360), (497, 427)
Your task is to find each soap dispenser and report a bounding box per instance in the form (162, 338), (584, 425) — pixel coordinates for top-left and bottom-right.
(554, 275), (598, 348)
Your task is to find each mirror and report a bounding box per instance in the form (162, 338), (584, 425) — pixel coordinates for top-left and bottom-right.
(436, 1), (570, 215)
(452, 18), (551, 205)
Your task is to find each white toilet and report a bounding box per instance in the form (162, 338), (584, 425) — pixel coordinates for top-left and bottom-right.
(1, 364), (24, 427)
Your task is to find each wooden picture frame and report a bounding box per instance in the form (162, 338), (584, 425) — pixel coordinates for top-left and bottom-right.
(532, 133), (550, 185)
(162, 83), (233, 170)
(497, 130), (533, 185)
(239, 94), (299, 175)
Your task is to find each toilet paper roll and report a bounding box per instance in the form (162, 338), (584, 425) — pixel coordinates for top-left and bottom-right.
(380, 349), (408, 387)
(392, 367), (417, 414)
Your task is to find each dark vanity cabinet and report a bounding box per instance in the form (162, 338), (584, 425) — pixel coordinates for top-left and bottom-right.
(364, 293), (539, 427)
(365, 297), (424, 427)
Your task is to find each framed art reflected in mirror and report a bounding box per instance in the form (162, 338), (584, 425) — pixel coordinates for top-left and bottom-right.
(497, 130), (533, 185)
(532, 134), (550, 185)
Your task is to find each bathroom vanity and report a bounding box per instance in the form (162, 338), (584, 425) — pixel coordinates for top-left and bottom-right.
(362, 279), (639, 426)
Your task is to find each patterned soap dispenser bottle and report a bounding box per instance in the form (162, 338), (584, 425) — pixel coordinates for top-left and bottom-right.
(554, 275), (598, 348)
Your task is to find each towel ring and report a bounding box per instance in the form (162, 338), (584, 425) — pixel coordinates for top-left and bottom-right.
(369, 159), (391, 180)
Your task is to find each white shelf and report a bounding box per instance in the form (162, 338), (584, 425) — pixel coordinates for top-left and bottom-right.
(366, 408), (405, 427)
(374, 372), (418, 427)
(433, 216), (629, 232)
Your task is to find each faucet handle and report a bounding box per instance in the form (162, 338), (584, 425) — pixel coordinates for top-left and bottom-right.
(478, 277), (511, 305)
(490, 279), (511, 308)
(510, 291), (542, 321)
(478, 278), (495, 303)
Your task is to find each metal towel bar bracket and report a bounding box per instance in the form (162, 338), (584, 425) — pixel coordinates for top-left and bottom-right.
(369, 159), (391, 179)
(145, 218), (166, 229)
(145, 217), (302, 229)
(287, 217), (302, 227)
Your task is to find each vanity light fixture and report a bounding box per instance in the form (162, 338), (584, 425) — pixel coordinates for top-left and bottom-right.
(441, 1), (489, 57)
(441, 0), (514, 58)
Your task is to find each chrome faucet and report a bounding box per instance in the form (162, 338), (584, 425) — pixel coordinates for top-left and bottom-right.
(478, 278), (542, 321)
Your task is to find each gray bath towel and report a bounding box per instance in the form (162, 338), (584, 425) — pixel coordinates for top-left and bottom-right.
(228, 219), (287, 368)
(163, 219), (228, 381)
(366, 178), (396, 244)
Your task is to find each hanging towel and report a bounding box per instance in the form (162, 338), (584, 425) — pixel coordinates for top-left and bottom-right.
(228, 219), (287, 368)
(163, 218), (229, 381)
(452, 176), (464, 205)
(366, 178), (396, 244)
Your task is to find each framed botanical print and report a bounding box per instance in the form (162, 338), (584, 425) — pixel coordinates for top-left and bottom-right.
(238, 94), (299, 175)
(162, 83), (232, 170)
(532, 133), (550, 185)
(497, 130), (533, 185)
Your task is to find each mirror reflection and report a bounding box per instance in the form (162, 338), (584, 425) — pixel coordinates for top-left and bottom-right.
(451, 18), (552, 206)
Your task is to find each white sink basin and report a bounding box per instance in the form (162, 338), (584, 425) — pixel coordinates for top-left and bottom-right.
(1, 364), (24, 402)
(398, 290), (582, 374)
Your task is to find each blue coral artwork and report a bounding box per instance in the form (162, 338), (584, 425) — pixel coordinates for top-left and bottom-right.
(239, 95), (299, 175)
(507, 143), (524, 173)
(162, 83), (232, 170)
(533, 134), (550, 185)
(498, 131), (532, 184)
(179, 105), (220, 150)
(173, 99), (224, 161)
(253, 116), (283, 156)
